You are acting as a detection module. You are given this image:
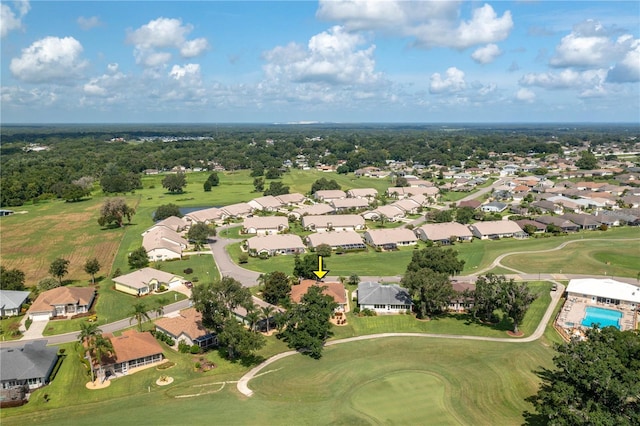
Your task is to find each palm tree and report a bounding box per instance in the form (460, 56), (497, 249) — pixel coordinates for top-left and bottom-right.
(245, 309), (261, 332)
(77, 322), (101, 383)
(260, 306), (276, 334)
(155, 297), (168, 318)
(92, 334), (115, 382)
(129, 302), (151, 331)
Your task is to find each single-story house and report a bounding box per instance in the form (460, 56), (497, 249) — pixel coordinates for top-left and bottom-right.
(142, 227), (188, 261)
(514, 219), (547, 234)
(531, 200), (564, 215)
(363, 228), (418, 250)
(155, 308), (217, 349)
(291, 280), (347, 312)
(559, 213), (601, 230)
(387, 186), (439, 199)
(356, 282), (412, 314)
(275, 193), (307, 206)
(481, 201), (508, 213)
(1, 340), (59, 402)
(301, 214), (365, 232)
(113, 268), (184, 297)
(242, 216), (289, 235)
(347, 188), (378, 199)
(232, 296), (284, 331)
(458, 200), (482, 209)
(415, 222), (474, 244)
(314, 189), (346, 202)
(469, 220), (527, 240)
(330, 198), (370, 212)
(247, 234), (306, 257)
(220, 202), (254, 220)
(449, 281), (475, 312)
(362, 205), (405, 222)
(98, 330), (164, 379)
(0, 290), (30, 317)
(535, 216), (580, 232)
(185, 207), (224, 225)
(566, 278), (640, 311)
(306, 231), (366, 251)
(143, 216), (188, 234)
(28, 287), (96, 321)
(390, 199), (421, 214)
(248, 196), (284, 212)
(290, 203), (335, 219)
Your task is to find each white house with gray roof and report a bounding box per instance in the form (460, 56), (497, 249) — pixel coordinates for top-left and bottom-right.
(0, 290), (30, 317)
(1, 340), (59, 402)
(356, 282), (412, 314)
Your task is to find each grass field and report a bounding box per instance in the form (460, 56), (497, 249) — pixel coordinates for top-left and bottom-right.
(0, 336), (554, 426)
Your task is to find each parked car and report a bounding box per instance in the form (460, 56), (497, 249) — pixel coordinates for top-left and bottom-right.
(184, 281), (193, 288)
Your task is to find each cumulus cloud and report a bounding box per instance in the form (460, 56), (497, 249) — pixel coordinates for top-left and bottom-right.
(429, 67), (466, 94)
(263, 26), (381, 85)
(607, 38), (640, 83)
(77, 16), (102, 30)
(1, 0), (30, 37)
(83, 65), (128, 97)
(317, 1), (512, 50)
(520, 69), (607, 90)
(10, 36), (88, 84)
(127, 17), (209, 67)
(169, 63), (201, 81)
(515, 88), (535, 103)
(471, 44), (502, 64)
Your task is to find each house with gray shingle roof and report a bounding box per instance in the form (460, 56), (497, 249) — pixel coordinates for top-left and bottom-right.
(0, 290), (30, 317)
(357, 282), (412, 314)
(1, 340), (59, 401)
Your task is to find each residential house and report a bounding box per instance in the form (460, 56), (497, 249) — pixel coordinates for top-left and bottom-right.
(449, 281), (475, 312)
(531, 200), (564, 215)
(301, 214), (365, 232)
(113, 268), (184, 297)
(514, 219), (547, 234)
(290, 203), (334, 219)
(242, 216), (289, 235)
(330, 198), (370, 212)
(232, 297), (284, 332)
(247, 234), (306, 257)
(306, 231), (366, 251)
(98, 330), (164, 379)
(469, 220), (527, 240)
(248, 196), (283, 212)
(387, 186), (439, 199)
(142, 227), (188, 261)
(535, 216), (580, 232)
(275, 193), (307, 206)
(220, 203), (254, 221)
(28, 287), (96, 321)
(363, 205), (405, 222)
(363, 228), (418, 250)
(155, 308), (217, 349)
(0, 290), (30, 317)
(185, 207), (224, 225)
(356, 282), (412, 314)
(481, 201), (508, 213)
(458, 200), (482, 209)
(415, 222), (474, 245)
(143, 216), (187, 234)
(314, 189), (346, 202)
(346, 188), (378, 199)
(1, 340), (59, 403)
(291, 280), (347, 312)
(560, 213), (601, 230)
(390, 199), (421, 214)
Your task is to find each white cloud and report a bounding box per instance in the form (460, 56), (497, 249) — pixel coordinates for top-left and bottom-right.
(263, 26), (381, 85)
(169, 63), (201, 81)
(429, 67), (466, 94)
(1, 0), (30, 38)
(9, 36), (88, 84)
(515, 88), (536, 103)
(471, 44), (502, 64)
(127, 17), (209, 67)
(1, 86), (56, 106)
(607, 38), (640, 83)
(317, 1), (512, 50)
(519, 69), (607, 90)
(77, 16), (102, 30)
(107, 63), (119, 73)
(83, 67), (127, 97)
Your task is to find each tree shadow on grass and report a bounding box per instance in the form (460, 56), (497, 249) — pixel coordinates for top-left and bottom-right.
(430, 312), (515, 332)
(214, 347), (266, 368)
(521, 367), (554, 426)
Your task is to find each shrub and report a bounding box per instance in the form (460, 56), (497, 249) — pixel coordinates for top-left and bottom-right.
(178, 341), (190, 353)
(195, 362), (201, 370)
(183, 268), (193, 275)
(190, 344), (201, 354)
(112, 268), (122, 278)
(238, 253), (249, 264)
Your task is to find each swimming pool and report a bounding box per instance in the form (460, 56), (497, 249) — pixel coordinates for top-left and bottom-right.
(581, 306), (622, 329)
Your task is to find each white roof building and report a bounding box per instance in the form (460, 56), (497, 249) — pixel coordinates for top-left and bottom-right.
(566, 278), (640, 305)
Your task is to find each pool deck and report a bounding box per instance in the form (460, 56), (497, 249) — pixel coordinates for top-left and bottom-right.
(556, 297), (638, 333)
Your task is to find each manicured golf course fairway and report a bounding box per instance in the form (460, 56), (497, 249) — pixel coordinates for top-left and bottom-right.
(2, 337), (553, 426)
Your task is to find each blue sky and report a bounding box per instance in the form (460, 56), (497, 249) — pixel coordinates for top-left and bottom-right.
(1, 1), (639, 123)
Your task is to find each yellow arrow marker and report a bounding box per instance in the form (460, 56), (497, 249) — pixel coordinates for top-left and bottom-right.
(313, 255), (329, 280)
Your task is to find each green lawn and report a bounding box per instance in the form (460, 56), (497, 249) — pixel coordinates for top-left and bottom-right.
(0, 315), (24, 341)
(1, 336), (554, 426)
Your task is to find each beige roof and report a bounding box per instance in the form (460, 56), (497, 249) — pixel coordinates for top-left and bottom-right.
(243, 216), (288, 230)
(388, 187), (439, 197)
(470, 220), (524, 235)
(292, 204), (334, 217)
(306, 231), (364, 248)
(391, 199), (420, 212)
(291, 280), (347, 305)
(155, 308), (209, 340)
(314, 189), (346, 200)
(247, 234), (305, 252)
(113, 267), (183, 290)
(250, 196), (283, 209)
(364, 228), (418, 246)
(142, 228), (187, 254)
(29, 287), (95, 313)
(275, 193), (306, 204)
(417, 222), (473, 241)
(302, 214), (365, 229)
(153, 216), (187, 232)
(331, 198), (370, 209)
(373, 205), (405, 218)
(103, 330), (163, 364)
(221, 202), (253, 217)
(347, 188), (378, 198)
(186, 207), (223, 223)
